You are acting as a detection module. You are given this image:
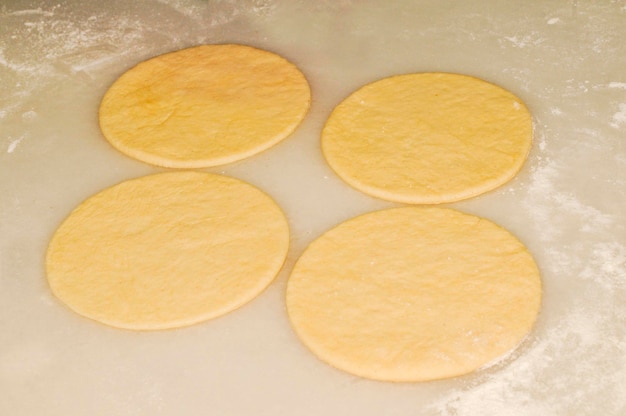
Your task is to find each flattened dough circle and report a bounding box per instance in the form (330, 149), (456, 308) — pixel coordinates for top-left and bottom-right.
(321, 73), (533, 204)
(46, 172), (290, 330)
(286, 207), (541, 382)
(99, 44), (311, 168)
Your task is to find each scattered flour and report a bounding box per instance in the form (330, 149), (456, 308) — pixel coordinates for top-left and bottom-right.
(547, 17), (561, 25)
(550, 107), (563, 116)
(0, 7), (144, 117)
(155, 0), (275, 23)
(429, 306), (626, 415)
(21, 110), (37, 121)
(523, 129), (618, 244)
(501, 33), (545, 48)
(3, 7), (55, 17)
(0, 1), (270, 120)
(0, 3), (182, 134)
(6, 136), (24, 154)
(580, 242), (626, 289)
(0, 48), (44, 74)
(427, 125), (624, 415)
(610, 103), (626, 129)
(550, 191), (613, 231)
(607, 82), (626, 90)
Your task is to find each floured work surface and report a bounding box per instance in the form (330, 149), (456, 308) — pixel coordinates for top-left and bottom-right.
(1, 1), (625, 415)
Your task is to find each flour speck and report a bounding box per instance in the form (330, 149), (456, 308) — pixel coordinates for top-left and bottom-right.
(7, 135), (24, 154)
(610, 103), (626, 129)
(608, 82), (626, 90)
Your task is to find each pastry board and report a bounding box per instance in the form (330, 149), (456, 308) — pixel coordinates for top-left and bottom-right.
(1, 1), (625, 414)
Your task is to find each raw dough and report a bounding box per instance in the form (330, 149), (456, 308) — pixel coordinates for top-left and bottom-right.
(99, 44), (311, 168)
(46, 172), (290, 330)
(321, 73), (533, 204)
(286, 207), (541, 382)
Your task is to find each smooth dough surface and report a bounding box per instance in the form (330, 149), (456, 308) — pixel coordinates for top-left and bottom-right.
(46, 172), (289, 330)
(286, 207), (541, 382)
(321, 73), (533, 204)
(99, 44), (311, 168)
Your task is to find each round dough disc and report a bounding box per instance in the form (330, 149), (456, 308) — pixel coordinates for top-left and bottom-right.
(46, 172), (290, 330)
(286, 207), (541, 382)
(99, 44), (311, 168)
(321, 73), (533, 204)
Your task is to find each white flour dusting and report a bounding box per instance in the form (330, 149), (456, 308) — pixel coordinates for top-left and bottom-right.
(2, 14), (146, 76)
(0, 1), (267, 121)
(427, 114), (626, 414)
(501, 33), (545, 48)
(608, 82), (626, 90)
(4, 7), (55, 17)
(6, 135), (24, 154)
(580, 242), (626, 289)
(0, 3), (187, 154)
(549, 107), (563, 116)
(155, 0), (211, 18)
(429, 306), (626, 415)
(430, 165), (626, 413)
(523, 129), (619, 246)
(1, 7), (140, 116)
(610, 103), (626, 129)
(21, 110), (37, 121)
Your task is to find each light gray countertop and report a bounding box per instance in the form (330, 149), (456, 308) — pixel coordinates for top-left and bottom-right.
(1, 1), (625, 414)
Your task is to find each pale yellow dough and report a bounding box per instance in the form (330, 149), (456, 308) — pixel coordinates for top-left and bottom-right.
(321, 73), (533, 204)
(46, 172), (289, 330)
(99, 44), (311, 168)
(286, 207), (541, 382)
